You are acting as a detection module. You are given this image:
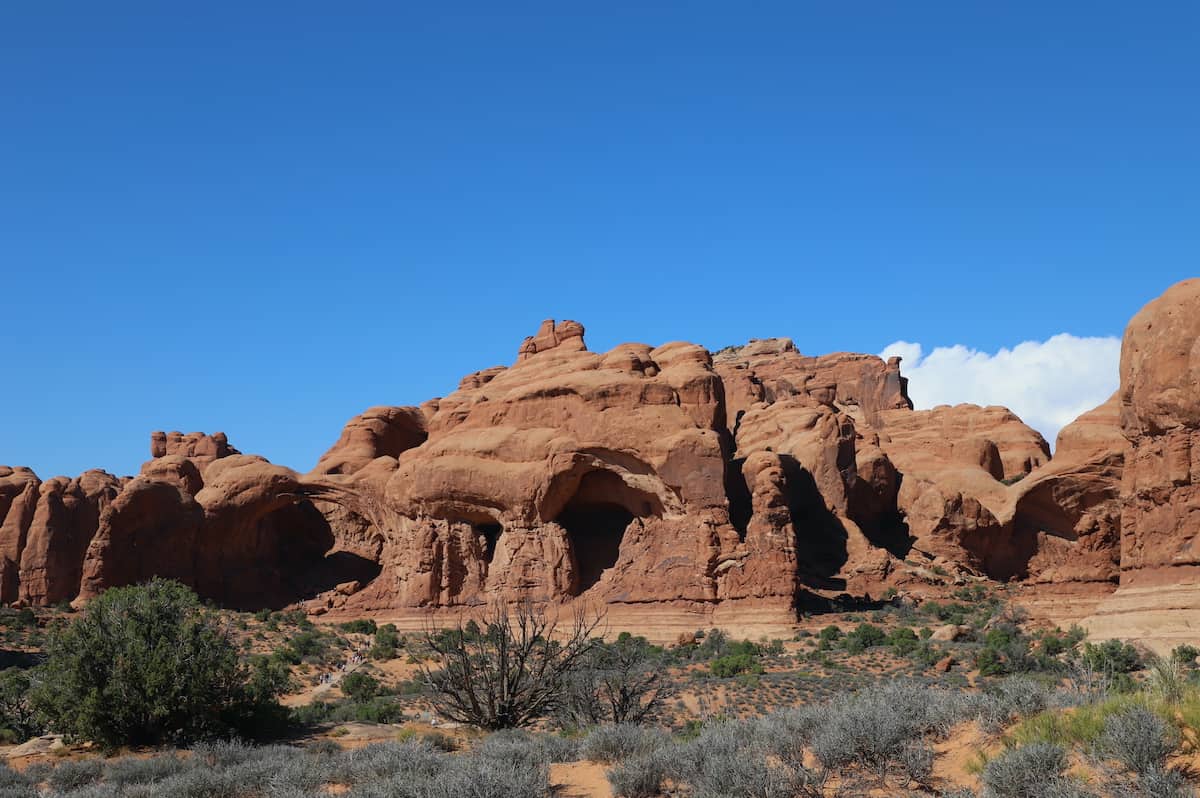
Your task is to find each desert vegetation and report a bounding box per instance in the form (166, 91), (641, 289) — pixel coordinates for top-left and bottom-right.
(1, 580), (1199, 796)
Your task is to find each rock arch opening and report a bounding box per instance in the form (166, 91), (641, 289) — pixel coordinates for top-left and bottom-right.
(554, 470), (659, 596)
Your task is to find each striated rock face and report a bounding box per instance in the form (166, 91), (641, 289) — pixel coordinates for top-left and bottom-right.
(1080, 279), (1200, 649)
(1116, 278), (1200, 581)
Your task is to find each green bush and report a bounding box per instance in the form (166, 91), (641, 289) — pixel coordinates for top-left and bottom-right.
(888, 627), (919, 656)
(342, 672), (380, 703)
(339, 618), (378, 635)
(0, 668), (40, 742)
(30, 579), (285, 747)
(843, 623), (886, 654)
(370, 623), (402, 660)
(1170, 644), (1199, 666)
(817, 625), (842, 650)
(1082, 640), (1142, 676)
(710, 653), (762, 678)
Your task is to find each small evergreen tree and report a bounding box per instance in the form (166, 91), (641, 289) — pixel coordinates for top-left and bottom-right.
(31, 579), (285, 747)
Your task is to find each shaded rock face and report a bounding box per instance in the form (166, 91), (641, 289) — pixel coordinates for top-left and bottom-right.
(76, 451), (375, 611)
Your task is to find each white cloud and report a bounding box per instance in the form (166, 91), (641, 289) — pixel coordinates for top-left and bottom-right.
(880, 334), (1121, 448)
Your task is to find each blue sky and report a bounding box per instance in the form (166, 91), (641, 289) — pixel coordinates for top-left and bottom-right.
(3, 3), (1197, 478)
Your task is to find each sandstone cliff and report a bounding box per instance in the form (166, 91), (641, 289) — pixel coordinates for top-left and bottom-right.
(5, 282), (1195, 634)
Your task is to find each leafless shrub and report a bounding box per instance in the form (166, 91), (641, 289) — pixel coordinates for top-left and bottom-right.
(420, 601), (604, 730)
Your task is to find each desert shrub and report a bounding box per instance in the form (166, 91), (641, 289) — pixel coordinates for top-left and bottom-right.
(897, 740), (935, 787)
(293, 695), (405, 725)
(607, 751), (669, 798)
(1170, 644), (1199, 666)
(1145, 655), (1188, 704)
(924, 600), (971, 626)
(0, 668), (41, 741)
(981, 743), (1078, 798)
(340, 619), (378, 635)
(342, 672), (381, 703)
(710, 652), (762, 678)
(564, 633), (672, 725)
(327, 740), (447, 786)
(986, 676), (1053, 722)
(1082, 640), (1143, 677)
(581, 724), (667, 763)
(421, 603), (602, 730)
(432, 755), (549, 798)
(754, 705), (825, 766)
(678, 739), (819, 798)
(817, 625), (842, 650)
(47, 758), (105, 791)
(104, 752), (190, 786)
(476, 729), (578, 767)
(30, 579), (285, 747)
(0, 764), (32, 791)
(888, 627), (919, 656)
(1120, 766), (1192, 798)
(976, 623), (1040, 676)
(842, 623), (886, 654)
(1099, 706), (1177, 775)
(810, 682), (969, 783)
(370, 624), (401, 660)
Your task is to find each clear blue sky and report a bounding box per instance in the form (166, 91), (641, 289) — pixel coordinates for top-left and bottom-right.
(3, 3), (1197, 478)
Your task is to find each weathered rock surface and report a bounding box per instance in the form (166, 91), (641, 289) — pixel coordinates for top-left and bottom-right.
(875, 404), (1051, 579)
(18, 470), (122, 605)
(1006, 395), (1124, 585)
(1081, 279), (1200, 649)
(150, 431), (239, 472)
(13, 283), (1200, 637)
(0, 467), (40, 604)
(1116, 278), (1200, 581)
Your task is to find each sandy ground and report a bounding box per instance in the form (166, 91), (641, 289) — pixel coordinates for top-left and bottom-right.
(551, 761), (614, 798)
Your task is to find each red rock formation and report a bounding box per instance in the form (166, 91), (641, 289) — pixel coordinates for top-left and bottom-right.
(18, 470), (121, 605)
(1080, 279), (1200, 649)
(1006, 394), (1124, 585)
(874, 404), (1051, 578)
(0, 467), (40, 604)
(149, 431), (239, 472)
(1116, 278), (1200, 580)
(10, 300), (1178, 630)
(311, 406), (427, 476)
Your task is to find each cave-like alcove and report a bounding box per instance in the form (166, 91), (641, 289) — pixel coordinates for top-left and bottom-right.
(554, 470), (658, 596)
(724, 457), (752, 542)
(558, 502), (634, 595)
(216, 500), (383, 611)
(474, 522), (503, 564)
